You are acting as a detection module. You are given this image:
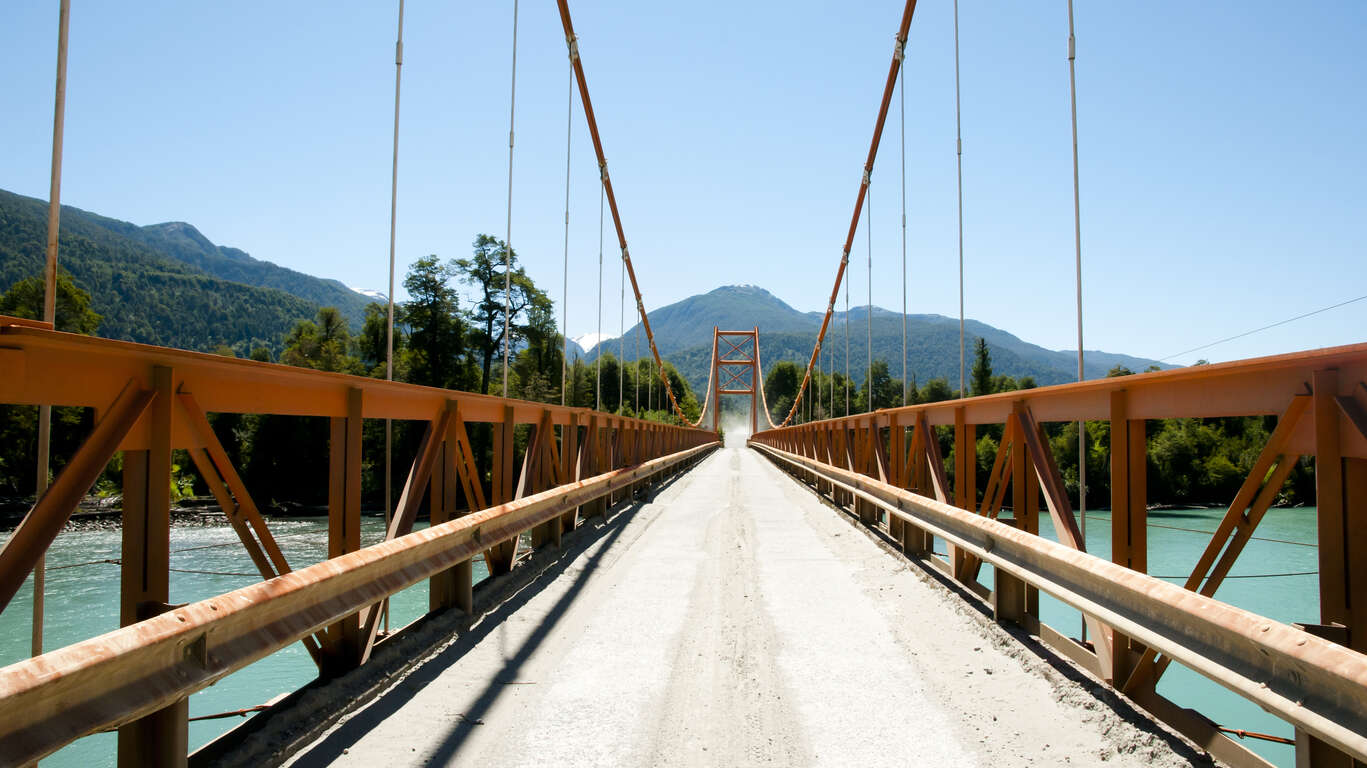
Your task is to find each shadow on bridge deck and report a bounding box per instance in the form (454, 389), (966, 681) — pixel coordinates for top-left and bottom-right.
(275, 471), (688, 768)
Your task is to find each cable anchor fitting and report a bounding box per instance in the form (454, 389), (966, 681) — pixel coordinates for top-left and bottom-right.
(893, 37), (906, 62)
(568, 35), (579, 61)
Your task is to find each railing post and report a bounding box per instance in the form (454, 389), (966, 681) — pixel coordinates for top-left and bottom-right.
(888, 416), (905, 543)
(325, 388), (365, 672)
(1010, 411), (1040, 620)
(486, 405), (517, 575)
(950, 406), (976, 579)
(429, 400), (465, 613)
(118, 366), (187, 768)
(1108, 390), (1147, 684)
(992, 518), (1027, 625)
(856, 420), (878, 524)
(1298, 369), (1367, 767)
(559, 413), (580, 535)
(582, 413), (604, 519)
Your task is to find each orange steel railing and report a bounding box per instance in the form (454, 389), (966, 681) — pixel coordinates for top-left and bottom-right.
(750, 341), (1367, 768)
(0, 318), (717, 765)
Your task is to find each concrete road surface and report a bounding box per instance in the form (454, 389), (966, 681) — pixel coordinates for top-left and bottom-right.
(283, 441), (1207, 768)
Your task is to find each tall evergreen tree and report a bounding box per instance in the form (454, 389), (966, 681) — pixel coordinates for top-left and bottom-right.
(456, 235), (549, 395)
(403, 256), (467, 390)
(971, 337), (993, 397)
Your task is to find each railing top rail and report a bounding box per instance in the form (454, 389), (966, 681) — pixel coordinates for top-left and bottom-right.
(0, 322), (714, 432)
(755, 340), (1367, 435)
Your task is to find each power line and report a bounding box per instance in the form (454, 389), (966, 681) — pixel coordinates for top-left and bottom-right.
(1160, 294), (1367, 363)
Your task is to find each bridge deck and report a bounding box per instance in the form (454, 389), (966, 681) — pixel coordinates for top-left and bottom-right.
(282, 442), (1198, 768)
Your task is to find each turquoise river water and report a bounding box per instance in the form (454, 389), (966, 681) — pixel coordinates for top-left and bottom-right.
(1, 506), (1319, 767)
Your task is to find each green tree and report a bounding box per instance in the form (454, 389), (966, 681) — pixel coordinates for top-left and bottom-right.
(764, 360), (803, 425)
(0, 271), (100, 496)
(281, 307), (362, 374)
(0, 268), (101, 334)
(456, 235), (550, 396)
(358, 302), (394, 374)
(919, 377), (955, 404)
(971, 337), (993, 397)
(511, 299), (564, 403)
(403, 256), (468, 389)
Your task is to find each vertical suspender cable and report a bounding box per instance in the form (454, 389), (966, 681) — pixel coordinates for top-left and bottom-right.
(502, 0), (520, 398)
(596, 177), (604, 409)
(1067, 0), (1088, 636)
(866, 184), (873, 412)
(561, 41), (575, 405)
(383, 0), (405, 635)
(34, 0), (71, 659)
(953, 0), (965, 399)
(899, 44), (908, 406)
(619, 247), (625, 412)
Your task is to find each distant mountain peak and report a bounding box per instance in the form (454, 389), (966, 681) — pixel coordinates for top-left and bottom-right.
(143, 220), (216, 251)
(712, 284), (780, 299)
(349, 287), (388, 302)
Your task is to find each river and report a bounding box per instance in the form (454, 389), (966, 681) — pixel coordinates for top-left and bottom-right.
(1, 506), (1317, 767)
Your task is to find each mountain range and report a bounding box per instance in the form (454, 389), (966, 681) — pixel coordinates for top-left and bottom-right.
(0, 190), (1164, 391)
(0, 188), (370, 354)
(582, 285), (1167, 396)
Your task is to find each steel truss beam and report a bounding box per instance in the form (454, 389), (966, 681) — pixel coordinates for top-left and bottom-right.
(0, 443), (716, 766)
(752, 342), (1367, 767)
(750, 441), (1367, 764)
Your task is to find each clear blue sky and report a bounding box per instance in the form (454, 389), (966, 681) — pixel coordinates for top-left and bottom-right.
(3, 1), (1364, 366)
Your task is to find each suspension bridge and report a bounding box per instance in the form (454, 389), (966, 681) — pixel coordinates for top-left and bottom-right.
(2, 1), (1366, 767)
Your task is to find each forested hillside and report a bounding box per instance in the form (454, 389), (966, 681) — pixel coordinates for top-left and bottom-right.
(133, 220), (369, 327)
(0, 189), (327, 355)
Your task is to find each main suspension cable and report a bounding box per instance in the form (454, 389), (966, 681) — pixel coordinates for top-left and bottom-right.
(774, 0), (918, 428)
(556, 0), (689, 423)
